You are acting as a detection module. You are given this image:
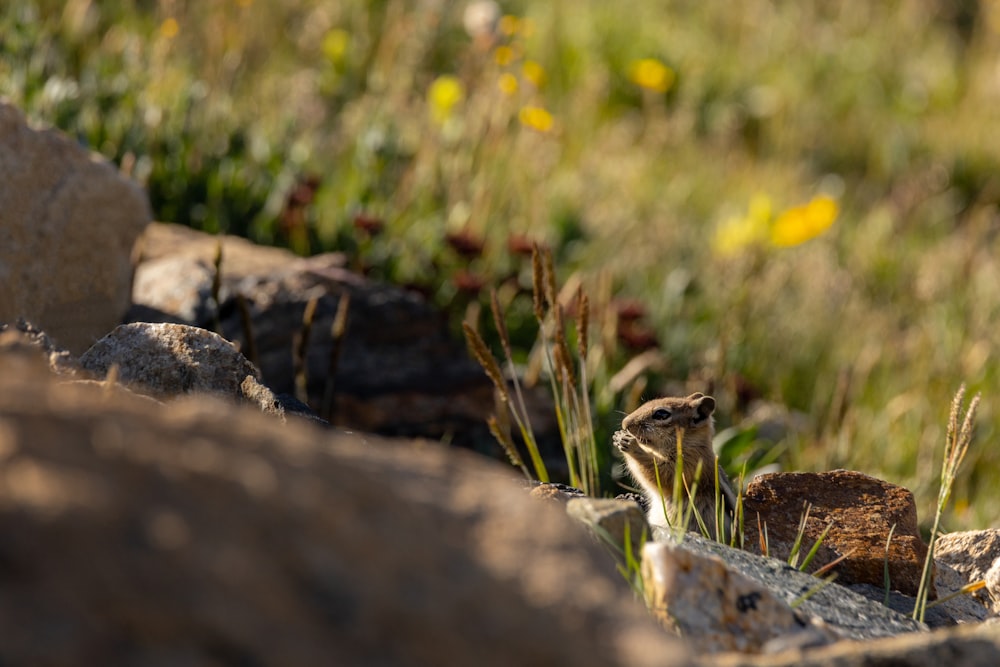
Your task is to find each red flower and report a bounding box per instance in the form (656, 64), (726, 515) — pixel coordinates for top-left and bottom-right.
(353, 213), (385, 236)
(452, 269), (486, 294)
(445, 231), (485, 259)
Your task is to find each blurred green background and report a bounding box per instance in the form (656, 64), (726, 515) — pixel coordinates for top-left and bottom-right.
(3, 0), (999, 530)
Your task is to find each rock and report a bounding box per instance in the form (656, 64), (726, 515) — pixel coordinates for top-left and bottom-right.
(0, 103), (150, 354)
(935, 530), (1000, 614)
(127, 223), (503, 449)
(567, 497), (649, 558)
(0, 360), (687, 667)
(0, 319), (79, 376)
(987, 559), (1000, 613)
(645, 532), (926, 650)
(742, 470), (931, 597)
(642, 540), (835, 654)
(710, 621), (1000, 667)
(80, 322), (260, 400)
(847, 582), (989, 628)
(78, 322), (295, 422)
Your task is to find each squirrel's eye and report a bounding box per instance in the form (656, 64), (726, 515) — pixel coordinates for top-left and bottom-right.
(651, 408), (671, 420)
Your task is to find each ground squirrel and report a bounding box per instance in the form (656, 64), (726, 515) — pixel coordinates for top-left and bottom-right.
(614, 393), (738, 540)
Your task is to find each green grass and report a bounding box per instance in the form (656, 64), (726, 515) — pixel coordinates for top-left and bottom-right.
(4, 0), (999, 531)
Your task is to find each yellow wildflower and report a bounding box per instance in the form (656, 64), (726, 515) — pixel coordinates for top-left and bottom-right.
(711, 193), (771, 257)
(160, 17), (179, 40)
(322, 29), (350, 65)
(522, 60), (546, 88)
(499, 15), (520, 36)
(519, 106), (554, 132)
(428, 75), (464, 124)
(494, 45), (516, 66)
(770, 195), (839, 247)
(628, 58), (675, 94)
(498, 73), (518, 96)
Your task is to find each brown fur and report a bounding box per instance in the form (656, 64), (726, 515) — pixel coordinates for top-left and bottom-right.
(614, 393), (737, 540)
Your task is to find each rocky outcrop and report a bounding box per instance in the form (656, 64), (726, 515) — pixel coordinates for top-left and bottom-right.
(742, 470), (931, 597)
(0, 355), (685, 667)
(0, 103), (150, 354)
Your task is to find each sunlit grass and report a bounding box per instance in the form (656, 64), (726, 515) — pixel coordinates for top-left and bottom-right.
(3, 0), (1000, 531)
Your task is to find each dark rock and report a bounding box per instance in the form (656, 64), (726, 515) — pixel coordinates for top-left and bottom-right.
(127, 223), (499, 448)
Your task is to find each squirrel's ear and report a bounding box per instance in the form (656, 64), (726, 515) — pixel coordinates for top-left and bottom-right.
(687, 392), (705, 401)
(692, 395), (716, 422)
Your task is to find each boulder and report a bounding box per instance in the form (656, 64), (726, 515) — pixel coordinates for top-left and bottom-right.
(935, 530), (1000, 615)
(742, 470), (931, 597)
(0, 356), (686, 667)
(643, 532), (925, 651)
(78, 322), (288, 421)
(0, 103), (150, 354)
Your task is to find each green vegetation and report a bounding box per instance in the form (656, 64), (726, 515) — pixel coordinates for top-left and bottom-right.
(4, 1), (998, 530)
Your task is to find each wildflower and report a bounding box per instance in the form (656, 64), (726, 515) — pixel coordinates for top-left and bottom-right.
(711, 193), (772, 257)
(628, 58), (675, 94)
(160, 17), (179, 40)
(322, 29), (350, 66)
(494, 45), (516, 66)
(497, 73), (518, 96)
(770, 195), (839, 247)
(499, 14), (521, 36)
(353, 213), (385, 237)
(613, 299), (648, 323)
(518, 106), (554, 132)
(453, 270), (487, 294)
(507, 233), (536, 257)
(445, 231), (485, 259)
(522, 60), (546, 88)
(428, 75), (464, 124)
(618, 322), (659, 351)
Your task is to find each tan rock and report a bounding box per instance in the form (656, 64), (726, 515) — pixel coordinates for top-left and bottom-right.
(567, 497), (649, 558)
(0, 103), (150, 353)
(935, 530), (1000, 614)
(641, 540), (835, 653)
(0, 361), (687, 667)
(742, 470), (931, 597)
(79, 322), (259, 400)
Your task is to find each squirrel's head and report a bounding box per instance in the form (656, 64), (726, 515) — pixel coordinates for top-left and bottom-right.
(622, 393), (716, 449)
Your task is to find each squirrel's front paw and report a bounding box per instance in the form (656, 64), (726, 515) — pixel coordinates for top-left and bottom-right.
(613, 429), (637, 454)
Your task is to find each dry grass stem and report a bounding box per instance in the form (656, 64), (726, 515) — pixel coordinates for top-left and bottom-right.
(321, 292), (351, 422)
(914, 384), (981, 622)
(234, 293), (258, 368)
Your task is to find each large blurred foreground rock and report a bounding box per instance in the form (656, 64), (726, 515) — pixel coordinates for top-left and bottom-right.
(0, 354), (684, 667)
(0, 103), (150, 354)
